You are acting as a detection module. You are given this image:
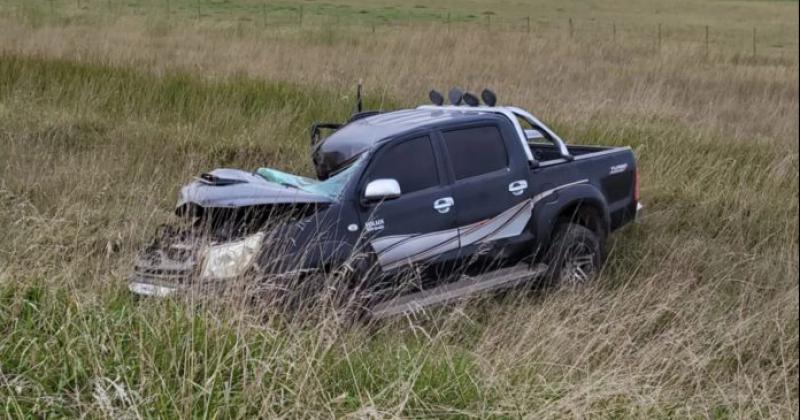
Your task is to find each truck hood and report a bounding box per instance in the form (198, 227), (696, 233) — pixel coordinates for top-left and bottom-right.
(176, 168), (333, 210)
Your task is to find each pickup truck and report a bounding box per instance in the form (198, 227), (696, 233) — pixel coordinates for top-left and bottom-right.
(129, 89), (640, 316)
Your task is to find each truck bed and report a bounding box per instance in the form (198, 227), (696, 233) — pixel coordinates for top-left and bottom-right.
(528, 142), (618, 162)
(528, 142), (638, 232)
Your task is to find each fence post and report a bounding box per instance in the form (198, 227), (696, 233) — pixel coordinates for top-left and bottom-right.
(705, 25), (709, 57)
(568, 17), (573, 39)
(526, 16), (530, 33)
(196, 0), (201, 20)
(299, 6), (303, 27)
(657, 23), (662, 52)
(612, 22), (616, 42)
(752, 27), (757, 57)
(262, 3), (267, 28)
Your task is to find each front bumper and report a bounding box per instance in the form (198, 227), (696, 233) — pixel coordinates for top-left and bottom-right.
(128, 228), (321, 298)
(128, 263), (320, 298)
(129, 281), (178, 297)
(128, 247), (196, 297)
(127, 277), (232, 297)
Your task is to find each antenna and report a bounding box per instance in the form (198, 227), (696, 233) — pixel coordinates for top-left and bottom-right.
(355, 79), (363, 113)
(481, 89), (497, 106)
(429, 89), (444, 106)
(463, 92), (480, 107)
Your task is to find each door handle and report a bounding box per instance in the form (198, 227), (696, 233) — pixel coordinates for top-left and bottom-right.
(509, 180), (528, 196)
(433, 197), (455, 214)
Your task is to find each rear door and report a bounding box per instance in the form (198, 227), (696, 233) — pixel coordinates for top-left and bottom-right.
(438, 123), (533, 251)
(358, 134), (458, 271)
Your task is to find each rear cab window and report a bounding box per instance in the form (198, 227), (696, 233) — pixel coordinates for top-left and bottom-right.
(441, 125), (509, 180)
(366, 135), (439, 195)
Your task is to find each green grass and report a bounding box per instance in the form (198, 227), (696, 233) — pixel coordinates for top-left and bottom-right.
(0, 54), (391, 177)
(0, 280), (488, 417)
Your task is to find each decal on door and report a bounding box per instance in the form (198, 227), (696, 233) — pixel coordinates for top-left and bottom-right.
(371, 199), (533, 270)
(364, 218), (385, 232)
(369, 179), (590, 270)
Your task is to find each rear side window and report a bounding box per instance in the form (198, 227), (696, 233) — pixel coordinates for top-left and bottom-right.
(368, 136), (439, 194)
(442, 125), (508, 180)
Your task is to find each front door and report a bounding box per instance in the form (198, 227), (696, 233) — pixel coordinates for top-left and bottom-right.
(358, 134), (457, 271)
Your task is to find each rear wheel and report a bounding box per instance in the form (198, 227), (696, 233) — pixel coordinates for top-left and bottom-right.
(544, 223), (603, 287)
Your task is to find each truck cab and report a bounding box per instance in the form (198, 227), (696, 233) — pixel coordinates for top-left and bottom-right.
(310, 106), (637, 273)
(342, 111), (533, 272)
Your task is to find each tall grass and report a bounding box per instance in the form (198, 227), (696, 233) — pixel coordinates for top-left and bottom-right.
(2, 0), (797, 57)
(0, 13), (798, 418)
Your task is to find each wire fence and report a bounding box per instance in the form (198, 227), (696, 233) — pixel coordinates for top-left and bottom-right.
(4, 0), (798, 59)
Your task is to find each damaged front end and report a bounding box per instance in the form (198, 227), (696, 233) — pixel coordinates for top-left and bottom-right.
(129, 225), (214, 297)
(129, 167), (336, 297)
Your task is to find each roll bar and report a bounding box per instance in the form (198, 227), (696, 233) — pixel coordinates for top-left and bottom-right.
(506, 106), (572, 161)
(415, 105), (572, 163)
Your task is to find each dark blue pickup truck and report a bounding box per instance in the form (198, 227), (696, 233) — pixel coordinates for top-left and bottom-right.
(130, 90), (640, 316)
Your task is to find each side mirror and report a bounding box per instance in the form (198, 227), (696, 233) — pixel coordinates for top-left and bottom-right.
(364, 179), (401, 201)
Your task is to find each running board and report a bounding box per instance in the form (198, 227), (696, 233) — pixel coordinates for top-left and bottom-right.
(371, 263), (547, 319)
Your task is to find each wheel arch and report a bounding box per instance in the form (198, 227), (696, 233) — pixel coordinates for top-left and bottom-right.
(530, 183), (610, 252)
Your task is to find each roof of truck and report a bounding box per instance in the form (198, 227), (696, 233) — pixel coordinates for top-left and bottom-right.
(322, 108), (506, 152)
(311, 107), (522, 180)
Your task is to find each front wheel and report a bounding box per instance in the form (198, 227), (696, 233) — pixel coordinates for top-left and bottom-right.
(544, 223), (603, 287)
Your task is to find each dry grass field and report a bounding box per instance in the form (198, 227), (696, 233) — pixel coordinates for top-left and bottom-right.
(0, 0), (798, 417)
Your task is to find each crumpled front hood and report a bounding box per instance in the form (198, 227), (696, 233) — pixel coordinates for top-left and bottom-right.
(176, 168), (333, 210)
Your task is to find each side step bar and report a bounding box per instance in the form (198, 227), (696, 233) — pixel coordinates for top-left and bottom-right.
(371, 263), (547, 319)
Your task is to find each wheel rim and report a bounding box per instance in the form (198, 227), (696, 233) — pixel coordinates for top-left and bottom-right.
(560, 242), (596, 285)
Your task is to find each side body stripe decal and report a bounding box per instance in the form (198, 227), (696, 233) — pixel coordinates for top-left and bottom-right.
(370, 180), (589, 270)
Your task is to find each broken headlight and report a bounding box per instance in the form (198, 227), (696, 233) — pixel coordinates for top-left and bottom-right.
(200, 233), (264, 280)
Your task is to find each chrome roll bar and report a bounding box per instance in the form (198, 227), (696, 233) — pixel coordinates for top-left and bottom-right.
(416, 105), (572, 162)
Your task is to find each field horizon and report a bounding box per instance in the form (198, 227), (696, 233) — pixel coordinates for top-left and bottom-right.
(1, 0), (798, 417)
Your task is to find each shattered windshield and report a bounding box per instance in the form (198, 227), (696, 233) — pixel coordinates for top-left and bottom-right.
(256, 154), (366, 200)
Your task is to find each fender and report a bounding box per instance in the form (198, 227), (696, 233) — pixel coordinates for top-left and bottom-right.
(299, 239), (360, 270)
(253, 209), (357, 273)
(257, 239), (358, 274)
(529, 182), (610, 250)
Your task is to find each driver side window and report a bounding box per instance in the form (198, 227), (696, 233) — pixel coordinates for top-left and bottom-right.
(367, 136), (439, 195)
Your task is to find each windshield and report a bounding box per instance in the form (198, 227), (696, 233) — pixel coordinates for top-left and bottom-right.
(256, 154), (366, 200)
